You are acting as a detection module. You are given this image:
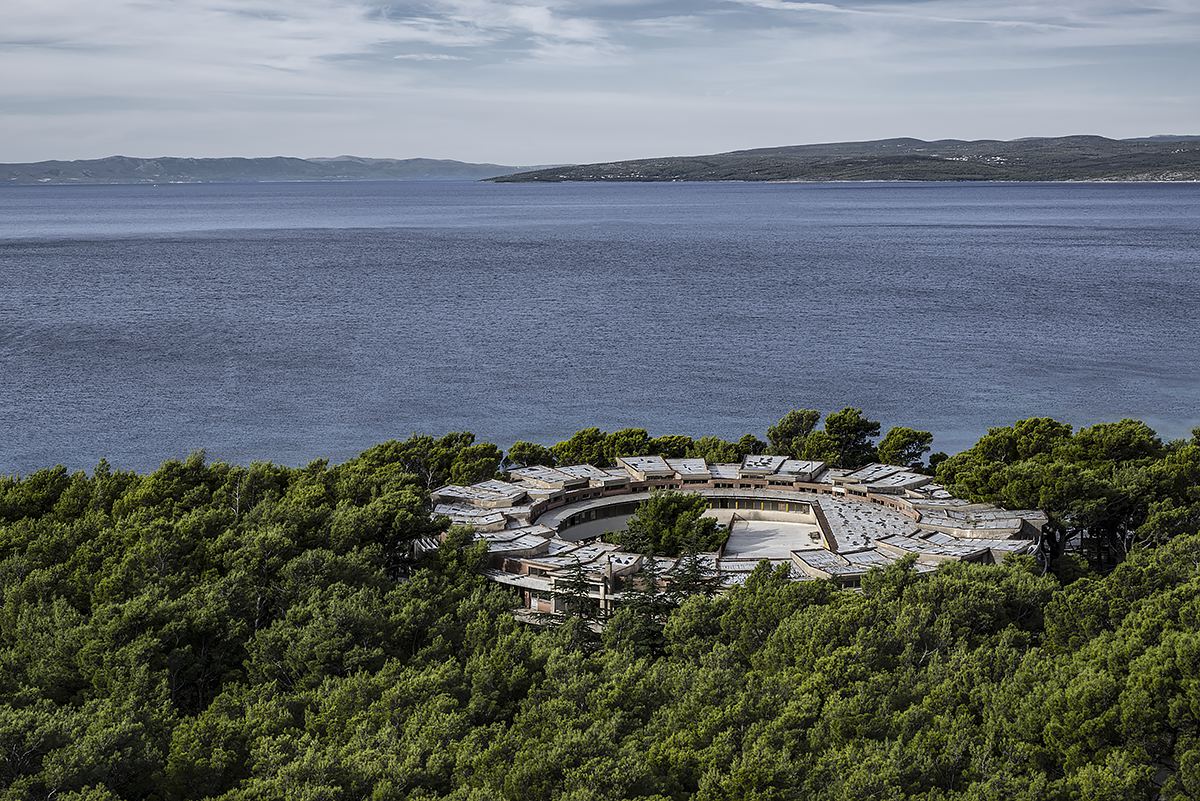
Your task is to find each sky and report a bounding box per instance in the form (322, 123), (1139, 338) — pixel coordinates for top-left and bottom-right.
(3, 0), (1199, 164)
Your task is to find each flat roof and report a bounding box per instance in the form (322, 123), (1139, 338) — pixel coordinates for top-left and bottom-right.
(557, 464), (628, 485)
(867, 471), (930, 490)
(509, 465), (588, 487)
(556, 464), (607, 478)
(433, 502), (499, 518)
(608, 552), (641, 569)
(815, 467), (853, 484)
(922, 531), (1032, 553)
(815, 494), (917, 550)
(473, 479), (529, 498)
(545, 539), (582, 555)
(877, 533), (984, 559)
(709, 463), (740, 479)
(433, 503), (506, 527)
(793, 549), (859, 576)
(501, 504), (534, 519)
(484, 534), (550, 554)
(433, 483), (524, 504)
(617, 455), (673, 475)
(910, 483), (956, 500)
(908, 497), (974, 509)
(493, 524), (555, 538)
(524, 486), (564, 501)
(920, 508), (1042, 534)
(666, 457), (710, 477)
(843, 548), (897, 567)
(779, 459), (826, 476)
(485, 569), (553, 591)
(794, 547), (934, 577)
(740, 454), (787, 474)
(724, 518), (823, 560)
(525, 541), (622, 569)
(845, 463), (906, 483)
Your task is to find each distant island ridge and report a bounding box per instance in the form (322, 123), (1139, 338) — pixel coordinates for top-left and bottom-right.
(492, 135), (1200, 183)
(4, 135), (1200, 185)
(0, 155), (546, 185)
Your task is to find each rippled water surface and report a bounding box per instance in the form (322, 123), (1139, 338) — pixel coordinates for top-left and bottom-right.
(1, 180), (1197, 473)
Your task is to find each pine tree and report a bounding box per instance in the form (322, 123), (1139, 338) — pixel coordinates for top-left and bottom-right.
(550, 558), (601, 624)
(667, 544), (722, 605)
(545, 558), (603, 651)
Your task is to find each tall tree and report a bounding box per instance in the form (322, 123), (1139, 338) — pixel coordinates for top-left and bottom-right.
(797, 430), (840, 464)
(550, 427), (608, 466)
(666, 546), (722, 605)
(766, 409), (821, 457)
(617, 491), (726, 555)
(650, 435), (694, 459)
(736, 434), (768, 458)
(687, 436), (743, 464)
(549, 558), (604, 650)
(604, 553), (670, 656)
(823, 407), (882, 468)
(604, 428), (653, 464)
(877, 426), (934, 468)
(448, 443), (503, 485)
(504, 441), (556, 468)
(936, 416), (1193, 572)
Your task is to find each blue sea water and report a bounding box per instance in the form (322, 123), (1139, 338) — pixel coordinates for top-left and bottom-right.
(1, 180), (1198, 474)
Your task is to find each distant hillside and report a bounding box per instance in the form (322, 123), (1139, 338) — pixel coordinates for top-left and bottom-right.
(0, 155), (537, 185)
(492, 136), (1200, 183)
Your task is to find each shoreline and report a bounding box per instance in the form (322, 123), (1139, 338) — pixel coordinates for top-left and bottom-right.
(5, 177), (1200, 188)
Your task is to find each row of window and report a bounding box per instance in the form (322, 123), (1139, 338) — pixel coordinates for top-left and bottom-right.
(560, 496), (817, 528)
(709, 498), (812, 513)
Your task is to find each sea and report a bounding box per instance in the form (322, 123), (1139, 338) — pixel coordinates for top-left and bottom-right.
(1, 180), (1197, 475)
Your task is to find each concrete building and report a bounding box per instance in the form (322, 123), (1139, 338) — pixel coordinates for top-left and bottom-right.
(430, 458), (1043, 617)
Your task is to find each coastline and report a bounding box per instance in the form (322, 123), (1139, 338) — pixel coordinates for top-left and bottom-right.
(6, 177), (1200, 188)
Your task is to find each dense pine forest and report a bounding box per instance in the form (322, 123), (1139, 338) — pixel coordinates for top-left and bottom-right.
(1, 414), (1198, 800)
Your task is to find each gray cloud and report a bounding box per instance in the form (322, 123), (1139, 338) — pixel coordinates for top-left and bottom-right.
(393, 52), (471, 60)
(0, 0), (1196, 162)
(730, 0), (1076, 29)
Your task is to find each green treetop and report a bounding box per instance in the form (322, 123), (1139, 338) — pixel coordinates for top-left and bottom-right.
(614, 490), (727, 556)
(877, 426), (934, 469)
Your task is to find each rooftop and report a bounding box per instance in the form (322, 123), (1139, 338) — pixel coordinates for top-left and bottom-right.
(617, 455), (674, 476)
(430, 452), (1042, 604)
(844, 463), (905, 484)
(779, 459), (826, 477)
(666, 457), (710, 478)
(509, 465), (588, 488)
(557, 464), (629, 486)
(740, 454), (788, 475)
(709, 463), (741, 480)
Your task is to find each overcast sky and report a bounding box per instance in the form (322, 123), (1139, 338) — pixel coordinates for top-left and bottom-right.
(4, 0), (1198, 164)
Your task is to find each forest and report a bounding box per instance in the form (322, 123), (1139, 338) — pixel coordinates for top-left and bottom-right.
(1, 412), (1198, 800)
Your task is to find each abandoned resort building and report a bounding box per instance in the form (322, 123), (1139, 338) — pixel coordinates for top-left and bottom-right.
(428, 456), (1046, 617)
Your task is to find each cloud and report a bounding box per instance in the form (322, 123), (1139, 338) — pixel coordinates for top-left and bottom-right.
(393, 52), (470, 60)
(730, 0), (1076, 31)
(0, 0), (1197, 162)
(627, 15), (711, 37)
